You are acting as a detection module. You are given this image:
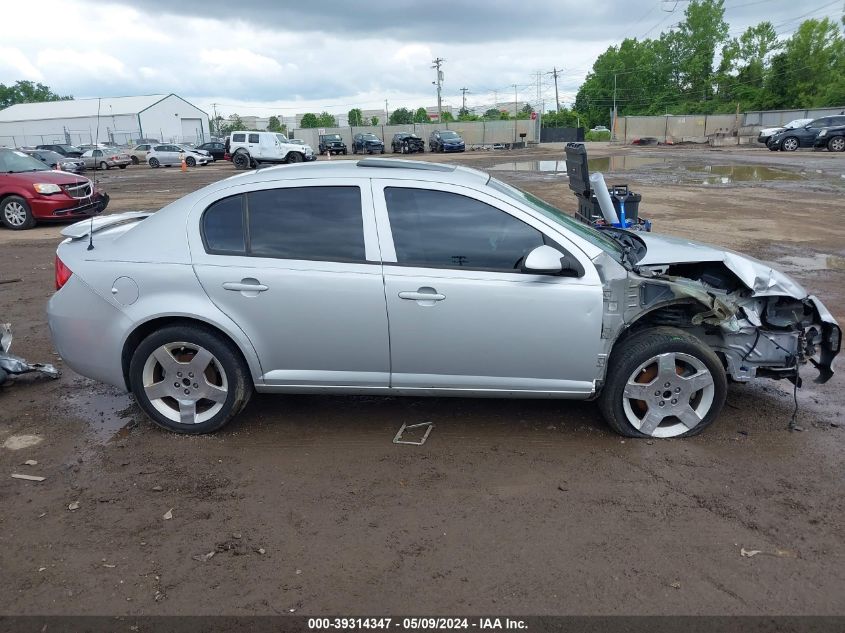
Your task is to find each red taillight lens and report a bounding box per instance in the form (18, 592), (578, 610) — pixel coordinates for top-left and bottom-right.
(55, 256), (73, 290)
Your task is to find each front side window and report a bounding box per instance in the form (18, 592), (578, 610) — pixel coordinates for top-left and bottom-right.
(384, 187), (544, 271)
(232, 133), (245, 142)
(248, 134), (260, 143)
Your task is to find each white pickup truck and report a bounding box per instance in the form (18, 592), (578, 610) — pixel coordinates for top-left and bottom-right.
(225, 131), (313, 169)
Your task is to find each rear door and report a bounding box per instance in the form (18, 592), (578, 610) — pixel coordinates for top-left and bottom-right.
(372, 180), (604, 394)
(190, 178), (390, 389)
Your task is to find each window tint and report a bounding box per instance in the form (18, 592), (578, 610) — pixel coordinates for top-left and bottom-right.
(248, 133), (260, 143)
(809, 118), (829, 128)
(232, 133), (245, 142)
(831, 116), (845, 126)
(385, 188), (545, 271)
(248, 186), (365, 262)
(203, 195), (246, 254)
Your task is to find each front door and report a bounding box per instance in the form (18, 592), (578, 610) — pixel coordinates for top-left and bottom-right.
(191, 179), (390, 389)
(372, 181), (604, 394)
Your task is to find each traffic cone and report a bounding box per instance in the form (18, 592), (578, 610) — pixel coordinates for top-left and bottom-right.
(180, 153), (187, 172)
(325, 149), (331, 161)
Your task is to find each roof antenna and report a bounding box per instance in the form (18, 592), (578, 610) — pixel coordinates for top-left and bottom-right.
(87, 97), (102, 251)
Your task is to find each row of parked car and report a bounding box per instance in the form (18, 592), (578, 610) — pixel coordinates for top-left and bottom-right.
(315, 130), (465, 156)
(758, 114), (845, 152)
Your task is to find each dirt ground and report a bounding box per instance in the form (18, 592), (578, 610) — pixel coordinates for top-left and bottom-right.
(1, 142), (843, 616)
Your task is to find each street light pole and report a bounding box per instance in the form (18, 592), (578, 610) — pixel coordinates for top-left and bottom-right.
(432, 57), (445, 122)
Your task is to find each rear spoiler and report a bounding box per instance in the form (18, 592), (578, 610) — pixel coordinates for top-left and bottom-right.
(61, 211), (154, 240)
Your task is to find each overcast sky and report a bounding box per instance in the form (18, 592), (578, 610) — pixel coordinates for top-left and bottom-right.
(0, 0), (838, 118)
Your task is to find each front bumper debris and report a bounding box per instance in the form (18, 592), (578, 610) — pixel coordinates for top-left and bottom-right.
(0, 323), (60, 385)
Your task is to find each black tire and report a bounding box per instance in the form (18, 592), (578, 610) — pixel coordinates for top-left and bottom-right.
(99, 161), (109, 170)
(768, 145), (779, 151)
(342, 149), (347, 155)
(119, 165), (127, 169)
(186, 156), (196, 167)
(380, 148), (385, 154)
(286, 152), (303, 163)
(233, 152), (250, 170)
(149, 157), (160, 168)
(129, 324), (252, 434)
(827, 136), (845, 152)
(131, 156), (140, 165)
(1, 195), (36, 230)
(352, 146), (357, 155)
(781, 136), (799, 152)
(598, 327), (727, 439)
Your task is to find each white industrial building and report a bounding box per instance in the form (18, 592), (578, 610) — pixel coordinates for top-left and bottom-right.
(0, 94), (210, 148)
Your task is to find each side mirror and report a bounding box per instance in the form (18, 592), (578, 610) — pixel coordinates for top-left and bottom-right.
(522, 245), (584, 277)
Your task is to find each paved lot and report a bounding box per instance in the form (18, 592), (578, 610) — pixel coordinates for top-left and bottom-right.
(1, 143), (843, 615)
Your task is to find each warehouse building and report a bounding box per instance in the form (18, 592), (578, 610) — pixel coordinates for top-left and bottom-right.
(0, 94), (210, 148)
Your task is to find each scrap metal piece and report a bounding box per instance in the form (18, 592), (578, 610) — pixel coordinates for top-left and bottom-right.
(393, 422), (434, 446)
(0, 323), (60, 384)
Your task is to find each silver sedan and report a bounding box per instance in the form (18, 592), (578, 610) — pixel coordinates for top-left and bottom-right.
(81, 149), (131, 170)
(47, 159), (840, 438)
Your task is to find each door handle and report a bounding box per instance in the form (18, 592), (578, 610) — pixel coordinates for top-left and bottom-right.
(223, 280), (268, 292)
(398, 289), (445, 302)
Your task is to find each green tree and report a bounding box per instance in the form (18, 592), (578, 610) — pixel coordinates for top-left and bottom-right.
(316, 112), (337, 127)
(458, 109), (479, 121)
(676, 0), (729, 101)
(299, 113), (319, 128)
(0, 80), (72, 109)
(347, 108), (364, 126)
(389, 107), (414, 124)
(483, 108), (503, 120)
(370, 116), (379, 125)
(219, 113), (246, 136)
(266, 115), (286, 133)
(440, 111), (455, 122)
(413, 107), (429, 123)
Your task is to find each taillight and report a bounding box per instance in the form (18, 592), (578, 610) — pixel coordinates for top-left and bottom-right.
(55, 256), (73, 290)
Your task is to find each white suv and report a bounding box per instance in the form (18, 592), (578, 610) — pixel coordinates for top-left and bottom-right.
(226, 131), (312, 169)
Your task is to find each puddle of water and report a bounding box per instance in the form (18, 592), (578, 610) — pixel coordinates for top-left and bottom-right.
(776, 253), (845, 273)
(64, 383), (141, 443)
(691, 164), (802, 184)
(489, 156), (665, 173)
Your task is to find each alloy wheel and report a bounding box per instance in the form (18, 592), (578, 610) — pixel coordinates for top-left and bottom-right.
(828, 137), (845, 152)
(141, 342), (228, 425)
(3, 201), (27, 227)
(783, 137), (799, 152)
(621, 352), (715, 438)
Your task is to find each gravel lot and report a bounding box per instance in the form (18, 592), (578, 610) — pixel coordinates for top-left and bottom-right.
(1, 142), (843, 616)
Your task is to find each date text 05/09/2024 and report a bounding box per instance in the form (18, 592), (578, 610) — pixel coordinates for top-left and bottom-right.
(307, 617), (528, 630)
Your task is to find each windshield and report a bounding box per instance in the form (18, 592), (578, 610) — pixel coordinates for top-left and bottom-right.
(58, 145), (81, 153)
(440, 131), (460, 139)
(323, 134), (341, 141)
(0, 149), (50, 173)
(785, 119), (810, 129)
(276, 134), (289, 143)
(488, 178), (624, 260)
(363, 134), (379, 141)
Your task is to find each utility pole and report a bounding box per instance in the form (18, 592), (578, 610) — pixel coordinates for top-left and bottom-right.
(552, 67), (561, 112)
(385, 99), (389, 124)
(432, 57), (445, 122)
(512, 84), (518, 143)
(460, 87), (469, 113)
(212, 103), (219, 137)
(493, 90), (498, 112)
(611, 73), (618, 142)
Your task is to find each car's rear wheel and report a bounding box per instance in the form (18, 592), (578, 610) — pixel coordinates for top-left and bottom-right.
(232, 152), (250, 169)
(598, 327), (726, 438)
(1, 196), (36, 230)
(148, 158), (160, 168)
(119, 164), (127, 169)
(827, 136), (845, 152)
(782, 136), (799, 152)
(129, 325), (252, 434)
(186, 156), (196, 167)
(131, 156), (139, 165)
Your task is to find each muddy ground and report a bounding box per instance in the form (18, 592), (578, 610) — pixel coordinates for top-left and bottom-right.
(1, 143), (843, 616)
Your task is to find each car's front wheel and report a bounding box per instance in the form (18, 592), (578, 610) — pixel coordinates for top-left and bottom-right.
(186, 156), (196, 167)
(129, 324), (252, 434)
(99, 161), (109, 170)
(827, 136), (845, 152)
(781, 136), (799, 152)
(1, 195), (35, 230)
(598, 327), (726, 438)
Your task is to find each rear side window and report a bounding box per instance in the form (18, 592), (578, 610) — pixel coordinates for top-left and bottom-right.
(232, 133), (245, 142)
(809, 118), (830, 128)
(830, 116), (845, 126)
(203, 195), (246, 254)
(248, 133), (260, 143)
(248, 186), (364, 262)
(384, 187), (544, 271)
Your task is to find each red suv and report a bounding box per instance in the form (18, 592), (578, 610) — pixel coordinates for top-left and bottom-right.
(0, 148), (109, 230)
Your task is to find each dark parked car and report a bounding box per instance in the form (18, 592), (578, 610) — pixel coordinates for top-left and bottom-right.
(318, 134), (347, 155)
(814, 123), (845, 152)
(767, 115), (845, 151)
(0, 148), (108, 230)
(35, 144), (84, 158)
(352, 133), (385, 154)
(23, 149), (86, 174)
(196, 141), (225, 160)
(429, 130), (465, 153)
(391, 133), (425, 154)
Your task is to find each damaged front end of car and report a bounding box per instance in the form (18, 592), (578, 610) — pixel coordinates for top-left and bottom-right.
(595, 235), (841, 389)
(0, 322), (60, 385)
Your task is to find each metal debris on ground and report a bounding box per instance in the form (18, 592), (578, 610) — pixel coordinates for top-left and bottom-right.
(67, 501), (80, 510)
(392, 421), (434, 446)
(163, 508), (173, 520)
(0, 323), (60, 385)
(11, 473), (46, 482)
(192, 551), (216, 562)
(23, 460), (38, 466)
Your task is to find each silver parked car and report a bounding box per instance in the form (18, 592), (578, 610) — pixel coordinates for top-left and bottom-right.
(147, 144), (210, 168)
(81, 148), (131, 170)
(47, 159), (840, 437)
